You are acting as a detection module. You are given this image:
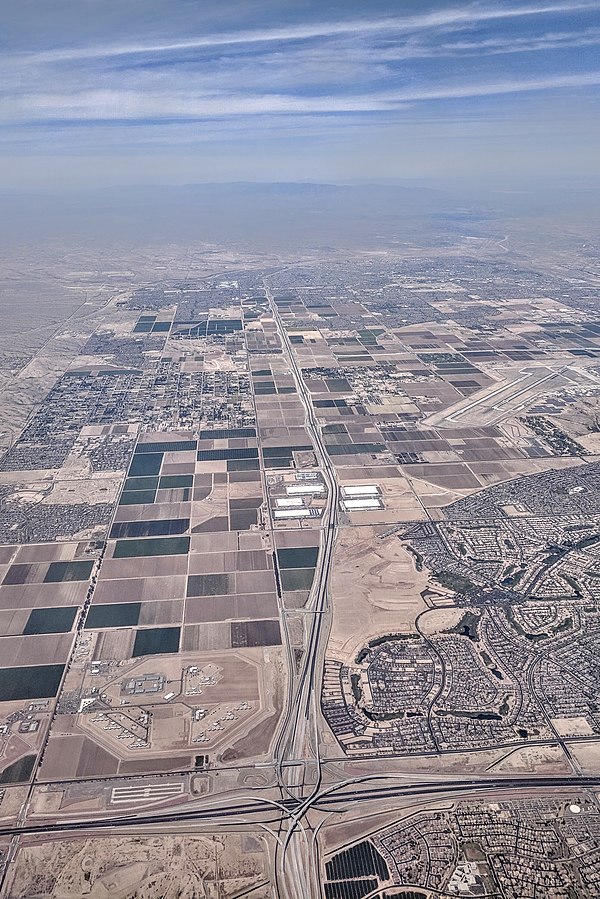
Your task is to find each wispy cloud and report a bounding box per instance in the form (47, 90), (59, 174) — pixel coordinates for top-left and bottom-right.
(387, 70), (600, 102)
(24, 1), (600, 63)
(0, 89), (404, 122)
(3, 72), (599, 124)
(442, 25), (600, 54)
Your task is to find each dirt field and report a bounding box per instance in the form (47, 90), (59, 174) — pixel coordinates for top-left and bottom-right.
(39, 734), (119, 781)
(101, 555), (188, 578)
(113, 501), (191, 522)
(328, 526), (428, 658)
(0, 582), (88, 610)
(190, 531), (239, 553)
(566, 740), (600, 773)
(138, 599), (184, 626)
(93, 575), (187, 603)
(489, 743), (570, 775)
(42, 475), (121, 506)
(3, 833), (273, 899)
(14, 542), (81, 564)
(0, 633), (73, 666)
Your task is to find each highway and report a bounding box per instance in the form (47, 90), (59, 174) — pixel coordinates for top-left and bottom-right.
(264, 281), (340, 899)
(2, 772), (598, 838)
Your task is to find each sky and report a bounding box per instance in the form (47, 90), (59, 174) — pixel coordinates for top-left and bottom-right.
(1, 0), (599, 188)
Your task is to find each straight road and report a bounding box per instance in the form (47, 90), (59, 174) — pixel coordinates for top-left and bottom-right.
(263, 282), (339, 899)
(2, 773), (597, 839)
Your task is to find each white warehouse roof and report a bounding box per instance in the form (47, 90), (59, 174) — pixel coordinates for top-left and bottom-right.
(341, 485), (380, 497)
(287, 484), (325, 495)
(341, 498), (383, 511)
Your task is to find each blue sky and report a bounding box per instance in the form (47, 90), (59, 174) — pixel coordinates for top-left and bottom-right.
(1, 0), (599, 187)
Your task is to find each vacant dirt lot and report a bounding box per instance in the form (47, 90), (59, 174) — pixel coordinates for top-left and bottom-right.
(328, 525), (428, 659)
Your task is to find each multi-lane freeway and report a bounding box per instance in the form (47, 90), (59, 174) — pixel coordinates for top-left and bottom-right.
(2, 772), (598, 838)
(264, 281), (340, 898)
